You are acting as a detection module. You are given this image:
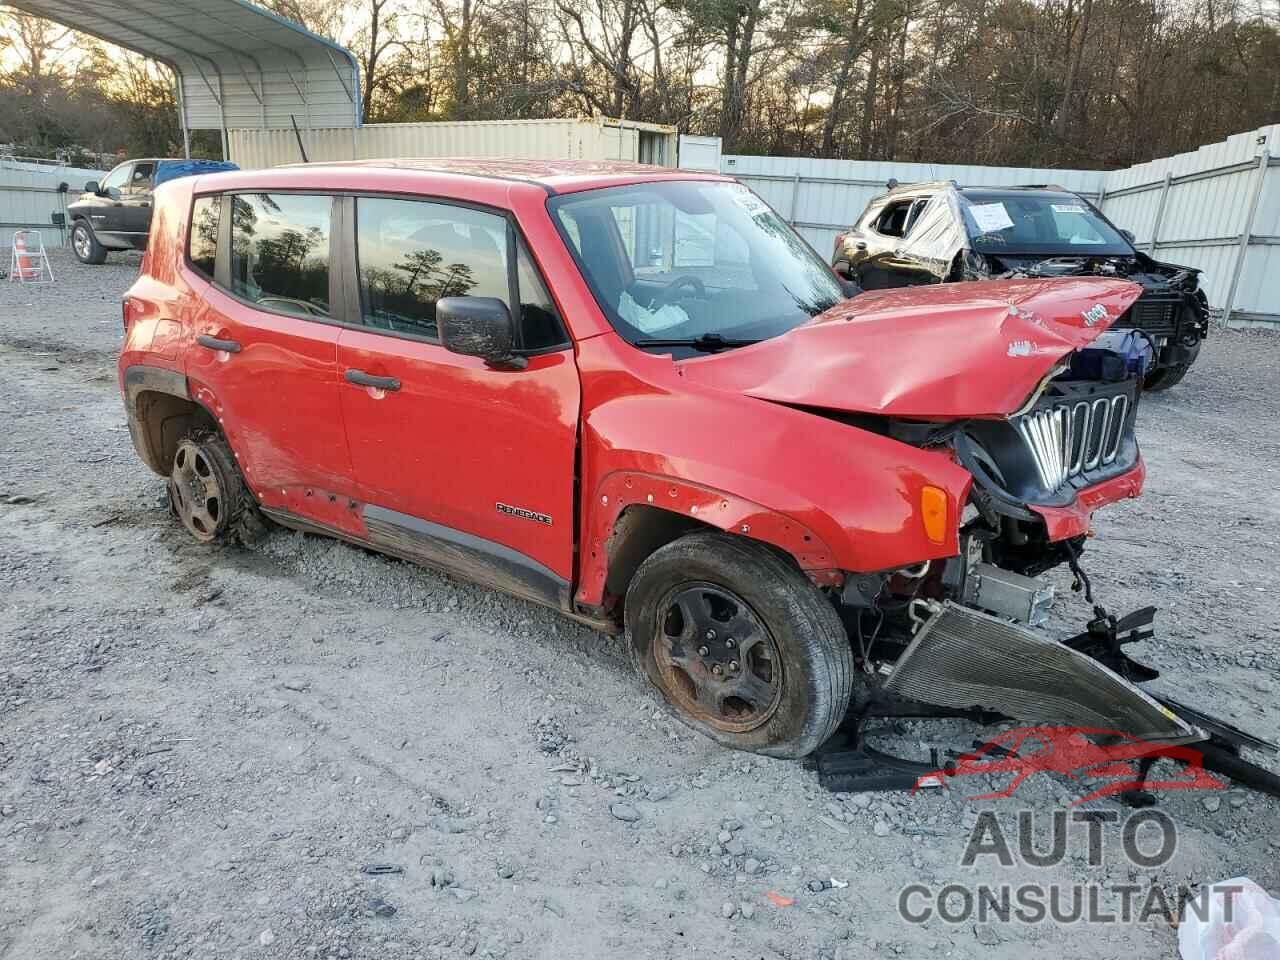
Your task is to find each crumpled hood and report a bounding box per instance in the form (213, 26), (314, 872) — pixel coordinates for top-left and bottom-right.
(680, 278), (1144, 419)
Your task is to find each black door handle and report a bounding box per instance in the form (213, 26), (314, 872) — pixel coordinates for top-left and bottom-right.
(197, 334), (241, 353)
(345, 369), (401, 391)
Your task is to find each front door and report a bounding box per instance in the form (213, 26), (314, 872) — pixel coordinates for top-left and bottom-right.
(88, 162), (133, 245)
(120, 160), (156, 244)
(334, 195), (580, 606)
(183, 191), (359, 533)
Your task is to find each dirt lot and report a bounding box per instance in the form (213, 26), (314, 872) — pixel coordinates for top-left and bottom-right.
(2, 249), (1278, 960)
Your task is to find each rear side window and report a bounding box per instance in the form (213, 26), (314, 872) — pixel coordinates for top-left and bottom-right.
(230, 193), (331, 318)
(130, 162), (155, 190)
(188, 196), (219, 278)
(354, 197), (512, 339)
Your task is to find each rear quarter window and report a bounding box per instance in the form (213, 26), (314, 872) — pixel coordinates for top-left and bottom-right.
(188, 196), (219, 279)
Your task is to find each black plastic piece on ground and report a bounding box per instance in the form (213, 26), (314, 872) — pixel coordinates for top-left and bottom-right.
(815, 740), (946, 793)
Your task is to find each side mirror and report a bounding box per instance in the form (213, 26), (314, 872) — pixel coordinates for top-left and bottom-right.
(85, 180), (100, 195)
(1120, 228), (1136, 244)
(437, 296), (526, 369)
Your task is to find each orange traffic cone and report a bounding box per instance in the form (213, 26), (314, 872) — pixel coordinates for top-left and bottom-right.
(12, 233), (37, 281)
(8, 230), (52, 283)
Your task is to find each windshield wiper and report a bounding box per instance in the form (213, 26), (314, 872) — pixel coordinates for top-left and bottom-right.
(633, 333), (760, 353)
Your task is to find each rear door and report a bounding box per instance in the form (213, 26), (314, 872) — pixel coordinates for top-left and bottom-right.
(334, 195), (580, 605)
(183, 190), (359, 533)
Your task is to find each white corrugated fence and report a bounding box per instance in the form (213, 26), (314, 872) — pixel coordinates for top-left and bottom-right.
(228, 117), (678, 170)
(0, 158), (106, 252)
(723, 125), (1280, 326)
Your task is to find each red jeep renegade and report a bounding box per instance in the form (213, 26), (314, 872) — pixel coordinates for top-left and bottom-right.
(119, 159), (1159, 759)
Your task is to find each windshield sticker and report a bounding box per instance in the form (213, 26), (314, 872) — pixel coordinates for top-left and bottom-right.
(618, 290), (690, 334)
(969, 202), (1014, 233)
(1051, 203), (1089, 215)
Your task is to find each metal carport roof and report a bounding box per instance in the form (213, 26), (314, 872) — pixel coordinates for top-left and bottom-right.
(7, 0), (361, 155)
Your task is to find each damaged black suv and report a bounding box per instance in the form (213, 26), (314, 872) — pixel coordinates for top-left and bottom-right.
(832, 183), (1210, 390)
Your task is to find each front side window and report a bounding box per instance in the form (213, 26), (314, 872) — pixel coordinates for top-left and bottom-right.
(960, 193), (1131, 255)
(230, 193), (331, 318)
(188, 195), (219, 278)
(515, 240), (565, 350)
(354, 197), (515, 341)
(101, 164), (131, 194)
(550, 181), (842, 353)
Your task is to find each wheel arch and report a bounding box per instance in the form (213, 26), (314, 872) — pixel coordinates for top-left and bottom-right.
(122, 365), (218, 475)
(579, 471), (840, 615)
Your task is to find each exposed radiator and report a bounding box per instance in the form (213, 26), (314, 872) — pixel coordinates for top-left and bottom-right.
(1115, 297), (1180, 337)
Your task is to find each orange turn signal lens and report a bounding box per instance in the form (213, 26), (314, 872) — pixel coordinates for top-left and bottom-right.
(920, 485), (948, 544)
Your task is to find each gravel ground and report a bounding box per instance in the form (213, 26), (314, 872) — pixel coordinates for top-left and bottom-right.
(2, 249), (1278, 960)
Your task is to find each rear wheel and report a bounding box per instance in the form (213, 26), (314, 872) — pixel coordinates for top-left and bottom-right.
(167, 432), (268, 545)
(1143, 341), (1200, 392)
(70, 221), (107, 265)
(625, 531), (854, 758)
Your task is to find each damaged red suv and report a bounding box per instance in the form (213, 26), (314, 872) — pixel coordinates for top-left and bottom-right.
(120, 160), (1186, 759)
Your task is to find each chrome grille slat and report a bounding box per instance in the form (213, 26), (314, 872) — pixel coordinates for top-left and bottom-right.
(1016, 392), (1132, 491)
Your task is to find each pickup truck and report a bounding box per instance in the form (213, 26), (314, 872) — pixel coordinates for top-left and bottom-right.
(117, 159), (1224, 763)
(68, 158), (237, 264)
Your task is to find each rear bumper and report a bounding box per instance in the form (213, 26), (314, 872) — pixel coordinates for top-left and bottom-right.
(1029, 457), (1145, 541)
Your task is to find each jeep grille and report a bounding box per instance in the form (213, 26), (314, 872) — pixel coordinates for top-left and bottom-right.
(1016, 394), (1130, 490)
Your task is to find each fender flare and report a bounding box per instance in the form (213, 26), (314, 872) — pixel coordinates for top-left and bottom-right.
(575, 470), (839, 607)
(121, 364), (208, 474)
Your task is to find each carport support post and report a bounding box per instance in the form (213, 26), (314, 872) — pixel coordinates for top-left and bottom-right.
(174, 69), (191, 159)
(788, 172), (801, 225)
(1223, 147), (1270, 327)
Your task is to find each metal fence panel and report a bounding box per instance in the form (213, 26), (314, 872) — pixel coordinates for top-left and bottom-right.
(0, 160), (106, 249)
(228, 118), (679, 170)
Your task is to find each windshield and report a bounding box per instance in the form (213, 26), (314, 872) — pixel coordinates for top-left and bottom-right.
(549, 181), (843, 354)
(959, 192), (1132, 256)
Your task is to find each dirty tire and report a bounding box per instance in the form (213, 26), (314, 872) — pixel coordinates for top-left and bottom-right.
(1143, 343), (1200, 392)
(70, 221), (108, 265)
(167, 431), (269, 546)
(625, 531), (853, 759)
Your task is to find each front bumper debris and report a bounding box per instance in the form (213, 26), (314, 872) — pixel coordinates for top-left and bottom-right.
(885, 601), (1197, 741)
(814, 601), (1280, 800)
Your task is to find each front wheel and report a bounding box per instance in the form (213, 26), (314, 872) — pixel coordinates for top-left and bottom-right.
(70, 221), (107, 265)
(625, 531), (854, 758)
(1144, 341), (1201, 392)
